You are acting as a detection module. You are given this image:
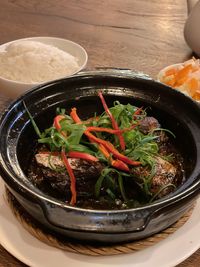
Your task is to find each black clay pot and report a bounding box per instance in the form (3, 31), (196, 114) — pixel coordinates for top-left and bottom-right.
(0, 69), (200, 243)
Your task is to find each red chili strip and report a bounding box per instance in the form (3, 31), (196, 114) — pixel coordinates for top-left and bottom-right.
(98, 144), (111, 159)
(87, 124), (138, 135)
(98, 144), (129, 172)
(69, 108), (93, 143)
(87, 126), (120, 134)
(69, 106), (141, 166)
(111, 159), (130, 172)
(70, 108), (81, 123)
(68, 151), (99, 162)
(40, 151), (98, 162)
(54, 115), (66, 131)
(85, 131), (140, 166)
(53, 115), (67, 137)
(98, 92), (125, 150)
(61, 149), (77, 205)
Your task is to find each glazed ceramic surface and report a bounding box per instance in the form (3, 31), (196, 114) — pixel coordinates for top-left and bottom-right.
(0, 70), (200, 243)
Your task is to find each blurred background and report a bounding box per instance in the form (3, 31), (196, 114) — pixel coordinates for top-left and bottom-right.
(0, 0), (196, 78)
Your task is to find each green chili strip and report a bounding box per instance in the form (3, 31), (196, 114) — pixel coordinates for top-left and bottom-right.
(118, 172), (127, 201)
(150, 184), (176, 203)
(23, 101), (42, 138)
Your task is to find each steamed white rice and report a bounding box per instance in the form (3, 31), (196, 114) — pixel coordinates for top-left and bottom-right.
(0, 40), (80, 83)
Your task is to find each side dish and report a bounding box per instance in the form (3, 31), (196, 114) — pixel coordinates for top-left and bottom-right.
(27, 92), (185, 209)
(158, 57), (200, 101)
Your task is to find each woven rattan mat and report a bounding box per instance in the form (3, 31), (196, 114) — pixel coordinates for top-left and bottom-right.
(5, 188), (194, 256)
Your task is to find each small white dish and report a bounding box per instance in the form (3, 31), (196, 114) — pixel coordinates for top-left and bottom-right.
(0, 37), (88, 98)
(157, 60), (200, 103)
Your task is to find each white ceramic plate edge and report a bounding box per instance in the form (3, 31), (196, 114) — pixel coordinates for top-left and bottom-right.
(0, 179), (200, 267)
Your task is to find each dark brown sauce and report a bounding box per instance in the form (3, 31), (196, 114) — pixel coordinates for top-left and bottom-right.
(27, 139), (185, 210)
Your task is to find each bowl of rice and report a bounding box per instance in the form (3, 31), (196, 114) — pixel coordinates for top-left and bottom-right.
(0, 36), (88, 98)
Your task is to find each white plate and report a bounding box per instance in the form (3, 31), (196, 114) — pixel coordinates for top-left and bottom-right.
(0, 178), (200, 267)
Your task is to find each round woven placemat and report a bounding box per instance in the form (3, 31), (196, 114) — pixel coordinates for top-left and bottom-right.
(5, 188), (194, 256)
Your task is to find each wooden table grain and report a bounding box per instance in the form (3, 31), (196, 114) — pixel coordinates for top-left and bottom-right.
(0, 0), (199, 266)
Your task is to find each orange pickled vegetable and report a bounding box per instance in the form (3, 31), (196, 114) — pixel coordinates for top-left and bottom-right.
(165, 76), (176, 87)
(194, 90), (200, 101)
(160, 58), (200, 101)
(174, 64), (193, 81)
(187, 78), (199, 97)
(165, 68), (177, 77)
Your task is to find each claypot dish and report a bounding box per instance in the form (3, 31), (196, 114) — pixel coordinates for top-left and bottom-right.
(0, 69), (200, 243)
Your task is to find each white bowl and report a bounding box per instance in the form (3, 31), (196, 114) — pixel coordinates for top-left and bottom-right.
(157, 62), (200, 103)
(0, 37), (88, 98)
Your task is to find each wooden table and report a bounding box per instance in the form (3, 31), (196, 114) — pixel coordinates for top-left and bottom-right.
(0, 0), (199, 266)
